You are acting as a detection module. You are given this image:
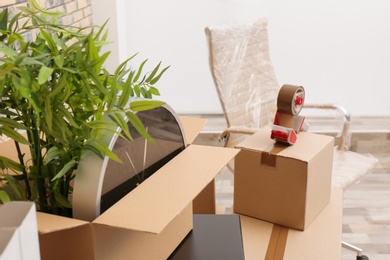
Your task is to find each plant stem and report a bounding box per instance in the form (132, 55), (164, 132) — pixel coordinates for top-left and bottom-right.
(30, 113), (49, 212)
(13, 140), (32, 200)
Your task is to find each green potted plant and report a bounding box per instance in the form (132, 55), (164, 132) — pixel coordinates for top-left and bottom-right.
(0, 0), (168, 216)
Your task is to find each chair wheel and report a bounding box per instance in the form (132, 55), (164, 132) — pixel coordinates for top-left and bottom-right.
(357, 255), (369, 260)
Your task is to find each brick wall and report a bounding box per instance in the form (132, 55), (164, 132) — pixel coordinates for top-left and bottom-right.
(0, 0), (92, 28)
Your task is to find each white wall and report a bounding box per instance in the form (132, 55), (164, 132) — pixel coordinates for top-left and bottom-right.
(93, 0), (390, 116)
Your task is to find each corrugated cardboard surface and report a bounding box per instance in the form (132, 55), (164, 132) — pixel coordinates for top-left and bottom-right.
(240, 189), (343, 260)
(36, 144), (238, 260)
(234, 127), (334, 230)
(179, 116), (216, 214)
(36, 212), (94, 259)
(192, 180), (216, 214)
(39, 223), (94, 260)
(2, 117), (237, 259)
(94, 204), (192, 260)
(93, 145), (237, 233)
(178, 116), (207, 146)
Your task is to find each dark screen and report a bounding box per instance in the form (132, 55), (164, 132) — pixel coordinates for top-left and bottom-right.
(100, 106), (185, 213)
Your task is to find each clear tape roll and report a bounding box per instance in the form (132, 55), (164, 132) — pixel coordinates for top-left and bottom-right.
(277, 84), (305, 116)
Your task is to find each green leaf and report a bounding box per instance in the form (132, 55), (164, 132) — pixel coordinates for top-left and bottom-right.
(0, 8), (8, 31)
(8, 11), (21, 33)
(0, 190), (11, 204)
(58, 104), (80, 129)
(44, 96), (53, 131)
(19, 57), (45, 66)
(109, 113), (132, 140)
(87, 70), (110, 97)
(145, 62), (161, 82)
(130, 100), (165, 112)
(117, 86), (131, 109)
(149, 65), (170, 85)
(117, 72), (135, 108)
(133, 59), (147, 82)
(0, 42), (18, 59)
(1, 186), (16, 200)
(113, 55), (136, 79)
(149, 86), (161, 96)
(92, 140), (121, 162)
(52, 158), (77, 181)
(54, 55), (64, 68)
(87, 34), (100, 74)
(38, 66), (54, 85)
(83, 144), (104, 159)
(134, 85), (141, 97)
(48, 72), (67, 98)
(0, 117), (28, 130)
(28, 0), (64, 16)
(53, 191), (72, 208)
(126, 112), (153, 142)
(0, 156), (25, 172)
(140, 87), (148, 98)
(0, 126), (30, 145)
(88, 119), (116, 129)
(14, 53), (28, 66)
(39, 28), (59, 55)
(44, 146), (62, 165)
(93, 19), (109, 42)
(5, 175), (25, 199)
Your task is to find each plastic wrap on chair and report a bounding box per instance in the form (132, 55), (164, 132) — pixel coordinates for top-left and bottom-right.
(205, 18), (280, 130)
(332, 147), (378, 190)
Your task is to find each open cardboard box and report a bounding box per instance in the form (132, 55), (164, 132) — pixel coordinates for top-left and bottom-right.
(33, 116), (238, 260)
(0, 202), (40, 260)
(234, 126), (334, 230)
(240, 188), (343, 259)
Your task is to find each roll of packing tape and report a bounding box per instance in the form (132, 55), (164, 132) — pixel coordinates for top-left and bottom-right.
(277, 84), (305, 115)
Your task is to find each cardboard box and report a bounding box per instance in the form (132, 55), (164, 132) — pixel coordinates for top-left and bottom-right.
(192, 181), (215, 214)
(0, 117), (213, 214)
(35, 117), (239, 260)
(234, 126), (334, 230)
(180, 117), (216, 214)
(240, 189), (343, 260)
(0, 202), (40, 260)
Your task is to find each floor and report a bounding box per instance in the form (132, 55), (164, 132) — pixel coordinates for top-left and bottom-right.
(190, 114), (390, 260)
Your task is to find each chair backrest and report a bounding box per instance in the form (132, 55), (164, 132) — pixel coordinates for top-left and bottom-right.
(205, 18), (280, 129)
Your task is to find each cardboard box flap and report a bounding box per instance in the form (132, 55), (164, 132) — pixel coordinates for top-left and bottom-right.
(0, 202), (35, 228)
(0, 202), (40, 260)
(93, 144), (238, 234)
(236, 127), (334, 162)
(0, 229), (20, 257)
(179, 116), (207, 145)
(36, 212), (89, 234)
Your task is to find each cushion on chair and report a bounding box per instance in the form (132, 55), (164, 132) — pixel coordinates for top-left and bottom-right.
(331, 147), (378, 190)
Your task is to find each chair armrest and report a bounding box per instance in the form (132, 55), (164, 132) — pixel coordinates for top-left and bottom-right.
(303, 103), (351, 151)
(219, 126), (258, 142)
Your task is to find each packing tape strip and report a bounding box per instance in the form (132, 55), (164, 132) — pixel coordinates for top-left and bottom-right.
(277, 84), (305, 116)
(261, 143), (287, 167)
(265, 225), (289, 260)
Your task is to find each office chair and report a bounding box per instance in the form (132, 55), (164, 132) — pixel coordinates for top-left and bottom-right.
(205, 18), (377, 260)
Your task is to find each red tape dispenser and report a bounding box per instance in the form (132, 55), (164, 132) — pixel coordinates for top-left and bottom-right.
(271, 84), (305, 145)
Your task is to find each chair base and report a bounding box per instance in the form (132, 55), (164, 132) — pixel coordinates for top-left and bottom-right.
(342, 241), (369, 260)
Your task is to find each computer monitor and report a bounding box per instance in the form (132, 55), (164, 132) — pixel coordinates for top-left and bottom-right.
(72, 103), (186, 221)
